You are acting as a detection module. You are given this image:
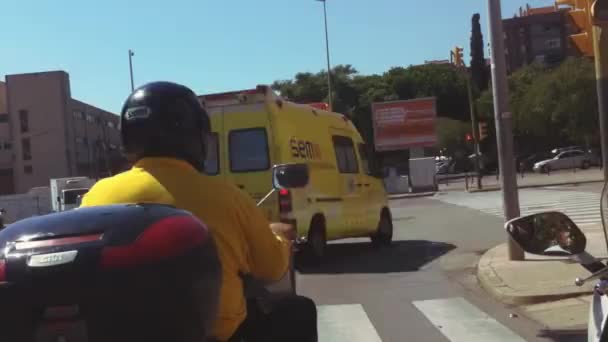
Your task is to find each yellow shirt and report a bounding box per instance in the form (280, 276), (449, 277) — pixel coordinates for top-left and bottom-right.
(80, 157), (291, 341)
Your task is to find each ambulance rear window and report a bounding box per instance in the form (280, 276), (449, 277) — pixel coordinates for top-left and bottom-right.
(204, 133), (219, 175)
(229, 128), (270, 172)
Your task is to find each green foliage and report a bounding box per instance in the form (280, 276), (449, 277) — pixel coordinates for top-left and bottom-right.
(273, 57), (597, 157)
(476, 57), (598, 153)
(436, 118), (471, 155)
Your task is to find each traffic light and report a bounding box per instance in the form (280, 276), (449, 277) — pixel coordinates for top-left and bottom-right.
(465, 133), (473, 142)
(451, 47), (465, 67)
(479, 122), (488, 141)
(556, 0), (593, 57)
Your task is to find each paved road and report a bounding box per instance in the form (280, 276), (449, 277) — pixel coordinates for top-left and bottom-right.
(297, 195), (588, 342)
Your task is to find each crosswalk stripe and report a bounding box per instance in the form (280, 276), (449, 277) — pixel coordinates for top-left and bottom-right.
(413, 297), (525, 342)
(317, 304), (382, 342)
(435, 189), (602, 227)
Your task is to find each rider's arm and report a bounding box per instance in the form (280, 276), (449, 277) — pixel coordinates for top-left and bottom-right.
(232, 188), (291, 282)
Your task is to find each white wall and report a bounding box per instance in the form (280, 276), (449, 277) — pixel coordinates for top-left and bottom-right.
(0, 186), (51, 223)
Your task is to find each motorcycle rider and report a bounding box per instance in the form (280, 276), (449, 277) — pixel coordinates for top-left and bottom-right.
(79, 81), (318, 342)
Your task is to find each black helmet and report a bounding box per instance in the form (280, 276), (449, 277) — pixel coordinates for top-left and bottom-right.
(120, 82), (210, 170)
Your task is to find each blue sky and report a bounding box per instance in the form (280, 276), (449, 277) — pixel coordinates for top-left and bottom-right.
(1, 0), (553, 114)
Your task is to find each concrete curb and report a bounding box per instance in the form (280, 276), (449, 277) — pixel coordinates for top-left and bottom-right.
(388, 192), (437, 200)
(476, 244), (592, 306)
(468, 179), (603, 193)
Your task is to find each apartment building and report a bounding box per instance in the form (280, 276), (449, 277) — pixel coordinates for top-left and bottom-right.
(0, 81), (12, 194)
(1, 71), (123, 194)
(503, 5), (579, 74)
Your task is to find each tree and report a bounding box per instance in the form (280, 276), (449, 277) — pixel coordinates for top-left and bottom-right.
(476, 57), (598, 154)
(272, 65), (360, 115)
(437, 118), (471, 156)
(384, 64), (469, 121)
(470, 13), (488, 92)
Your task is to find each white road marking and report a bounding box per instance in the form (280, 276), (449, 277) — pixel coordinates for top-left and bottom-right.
(413, 297), (525, 342)
(436, 189), (601, 227)
(317, 304), (382, 342)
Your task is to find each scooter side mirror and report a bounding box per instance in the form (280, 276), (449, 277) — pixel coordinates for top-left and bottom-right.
(505, 211), (587, 256)
(272, 163), (309, 190)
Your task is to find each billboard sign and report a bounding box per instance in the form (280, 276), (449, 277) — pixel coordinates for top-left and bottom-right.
(371, 97), (437, 152)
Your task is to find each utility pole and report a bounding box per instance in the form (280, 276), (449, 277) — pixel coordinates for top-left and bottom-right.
(591, 0), (608, 249)
(592, 0), (608, 181)
(487, 0), (523, 260)
(317, 0), (333, 111)
(128, 49), (135, 92)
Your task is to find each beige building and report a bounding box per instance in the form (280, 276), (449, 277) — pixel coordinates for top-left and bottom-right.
(0, 71), (123, 194)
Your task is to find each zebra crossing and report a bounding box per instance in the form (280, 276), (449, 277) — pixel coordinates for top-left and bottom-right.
(435, 188), (602, 227)
(317, 296), (525, 341)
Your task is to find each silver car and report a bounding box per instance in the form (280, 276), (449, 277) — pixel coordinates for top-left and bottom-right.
(533, 150), (593, 173)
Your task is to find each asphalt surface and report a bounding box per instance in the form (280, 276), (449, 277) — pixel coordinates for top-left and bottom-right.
(296, 195), (589, 342)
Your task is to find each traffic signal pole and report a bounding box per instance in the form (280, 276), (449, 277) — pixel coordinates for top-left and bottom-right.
(487, 0), (524, 260)
(592, 0), (608, 182)
(466, 73), (483, 190)
(452, 46), (483, 190)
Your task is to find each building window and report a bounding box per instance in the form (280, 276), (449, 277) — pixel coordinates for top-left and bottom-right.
(87, 114), (95, 123)
(107, 121), (115, 129)
(3, 142), (11, 150)
(534, 55), (546, 64)
(75, 137), (84, 144)
(19, 110), (29, 133)
(545, 38), (561, 49)
(73, 111), (83, 119)
(0, 114), (8, 123)
(24, 165), (33, 174)
(22, 138), (32, 160)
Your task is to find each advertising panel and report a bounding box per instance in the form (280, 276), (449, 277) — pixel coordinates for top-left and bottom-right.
(371, 97), (437, 152)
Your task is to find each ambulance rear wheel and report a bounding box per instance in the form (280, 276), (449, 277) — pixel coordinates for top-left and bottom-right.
(371, 209), (393, 247)
(305, 216), (326, 264)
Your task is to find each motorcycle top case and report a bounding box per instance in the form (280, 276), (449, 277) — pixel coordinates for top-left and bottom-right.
(0, 203), (221, 342)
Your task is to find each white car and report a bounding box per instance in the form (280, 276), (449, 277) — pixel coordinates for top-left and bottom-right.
(533, 150), (593, 173)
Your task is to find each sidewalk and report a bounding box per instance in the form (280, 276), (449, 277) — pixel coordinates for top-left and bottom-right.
(439, 168), (603, 193)
(477, 225), (607, 306)
(388, 168), (603, 199)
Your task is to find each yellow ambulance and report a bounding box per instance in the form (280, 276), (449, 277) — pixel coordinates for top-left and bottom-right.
(199, 85), (392, 260)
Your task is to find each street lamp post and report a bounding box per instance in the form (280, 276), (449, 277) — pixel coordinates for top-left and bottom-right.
(128, 49), (135, 92)
(487, 0), (523, 260)
(317, 0), (333, 111)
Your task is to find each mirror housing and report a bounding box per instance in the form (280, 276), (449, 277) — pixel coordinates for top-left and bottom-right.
(272, 163), (309, 190)
(505, 211), (586, 256)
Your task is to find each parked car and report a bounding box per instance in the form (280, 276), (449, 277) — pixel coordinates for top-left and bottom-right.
(518, 152), (554, 172)
(551, 145), (585, 155)
(436, 160), (454, 175)
(533, 149), (594, 173)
